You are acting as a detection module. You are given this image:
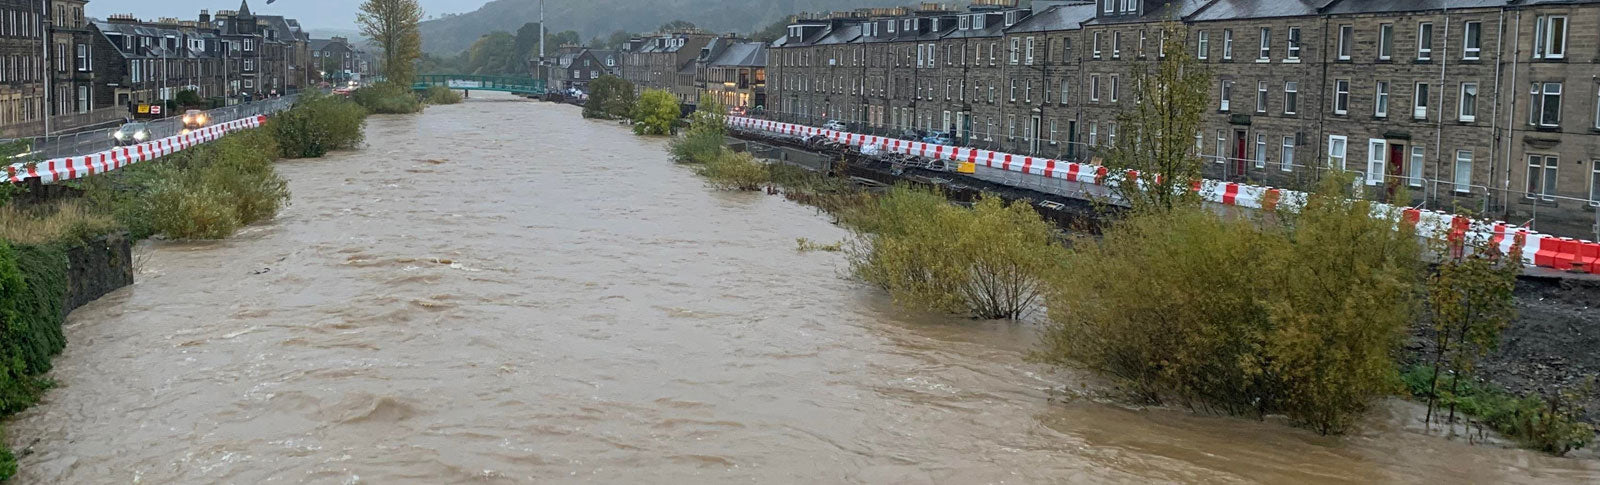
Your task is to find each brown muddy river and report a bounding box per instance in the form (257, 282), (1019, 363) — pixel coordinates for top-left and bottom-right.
(6, 92), (1597, 483)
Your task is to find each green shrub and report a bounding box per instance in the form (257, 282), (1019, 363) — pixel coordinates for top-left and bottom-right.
(631, 89), (679, 135)
(423, 85), (463, 105)
(271, 92), (368, 158)
(146, 182), (241, 240)
(669, 129), (726, 164)
(350, 82), (422, 114)
(1402, 366), (1594, 454)
(0, 241), (57, 416)
(1040, 174), (1423, 434)
(850, 186), (1066, 319)
(696, 151), (769, 191)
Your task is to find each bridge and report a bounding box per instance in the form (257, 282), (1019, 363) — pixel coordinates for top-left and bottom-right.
(412, 74), (546, 95)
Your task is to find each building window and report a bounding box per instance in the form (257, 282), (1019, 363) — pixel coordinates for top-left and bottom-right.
(1060, 79), (1069, 105)
(75, 43), (89, 71)
(1090, 74), (1100, 101)
(1328, 135), (1348, 168)
(1220, 80), (1232, 111)
(1281, 136), (1295, 171)
(1534, 15), (1567, 59)
(1113, 32), (1122, 58)
(1109, 76), (1118, 102)
(1258, 27), (1270, 60)
(1256, 81), (1267, 113)
(1375, 81), (1390, 117)
(1284, 81), (1298, 114)
(1089, 121), (1098, 146)
(1337, 25), (1353, 60)
(1418, 23), (1434, 60)
(1254, 133), (1267, 168)
(1367, 139), (1388, 185)
(1409, 146), (1425, 187)
(1050, 119), (1058, 144)
(1463, 21), (1482, 60)
(1026, 80), (1034, 102)
(1010, 37), (1020, 64)
(1222, 29), (1233, 59)
(1413, 82), (1429, 120)
(1092, 32), (1101, 58)
(1197, 30), (1209, 60)
(1009, 79), (1017, 101)
(1528, 155), (1558, 200)
(1456, 150), (1474, 193)
(1591, 160), (1600, 206)
(1378, 23), (1393, 60)
(1287, 27), (1301, 60)
(1459, 82), (1478, 122)
(1530, 82), (1562, 127)
(1025, 37), (1035, 64)
(1108, 123), (1118, 145)
(1334, 79), (1349, 114)
(1215, 130), (1226, 163)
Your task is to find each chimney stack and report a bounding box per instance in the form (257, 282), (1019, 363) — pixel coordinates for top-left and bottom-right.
(199, 9), (211, 23)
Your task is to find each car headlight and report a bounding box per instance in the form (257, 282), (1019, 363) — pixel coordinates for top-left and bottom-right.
(133, 131), (148, 141)
(113, 131), (126, 140)
(182, 115), (192, 124)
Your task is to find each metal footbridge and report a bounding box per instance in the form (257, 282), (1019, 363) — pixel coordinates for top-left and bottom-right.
(412, 74), (546, 95)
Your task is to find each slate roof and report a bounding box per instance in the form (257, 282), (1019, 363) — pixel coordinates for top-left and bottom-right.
(1008, 3), (1098, 32)
(708, 42), (767, 67)
(1321, 0), (1513, 14)
(1189, 0), (1330, 21)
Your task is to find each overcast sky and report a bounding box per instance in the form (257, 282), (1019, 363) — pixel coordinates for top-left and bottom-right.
(91, 0), (488, 31)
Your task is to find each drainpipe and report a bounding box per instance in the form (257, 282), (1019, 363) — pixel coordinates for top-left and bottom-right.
(1433, 8), (1450, 207)
(1503, 11), (1521, 219)
(41, 0), (51, 135)
(1316, 14), (1330, 173)
(1488, 7), (1505, 213)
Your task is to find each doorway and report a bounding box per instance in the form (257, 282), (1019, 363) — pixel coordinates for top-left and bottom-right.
(1233, 129), (1248, 180)
(1030, 115), (1042, 155)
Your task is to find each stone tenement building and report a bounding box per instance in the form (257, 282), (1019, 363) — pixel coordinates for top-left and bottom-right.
(622, 32), (714, 104)
(767, 0), (1600, 239)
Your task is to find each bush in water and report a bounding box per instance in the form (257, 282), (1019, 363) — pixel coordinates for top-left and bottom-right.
(350, 82), (422, 114)
(696, 151), (769, 191)
(1039, 174), (1423, 434)
(849, 186), (1065, 320)
(631, 89), (678, 136)
(423, 85), (463, 105)
(271, 92), (368, 158)
(668, 128), (726, 165)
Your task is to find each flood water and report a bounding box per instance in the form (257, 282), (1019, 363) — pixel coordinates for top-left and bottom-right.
(7, 92), (1597, 483)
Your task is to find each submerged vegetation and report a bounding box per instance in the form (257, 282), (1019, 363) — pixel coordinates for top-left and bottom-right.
(422, 85), (463, 105)
(351, 82), (423, 114)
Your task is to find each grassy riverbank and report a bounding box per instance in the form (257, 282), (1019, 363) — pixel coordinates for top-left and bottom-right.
(0, 93), (369, 481)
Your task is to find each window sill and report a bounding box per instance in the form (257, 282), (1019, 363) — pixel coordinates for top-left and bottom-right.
(1457, 118), (1477, 124)
(1460, 58), (1482, 64)
(1414, 58), (1434, 64)
(1283, 58), (1301, 64)
(1255, 58), (1270, 63)
(1377, 58), (1393, 63)
(1534, 125), (1561, 132)
(1533, 57), (1568, 63)
(1518, 198), (1560, 208)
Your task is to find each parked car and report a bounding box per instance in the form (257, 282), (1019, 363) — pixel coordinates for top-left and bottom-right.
(180, 110), (209, 129)
(112, 122), (151, 146)
(921, 131), (954, 145)
(822, 119), (847, 131)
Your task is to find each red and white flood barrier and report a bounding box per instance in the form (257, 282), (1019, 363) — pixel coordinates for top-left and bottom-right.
(728, 116), (1600, 274)
(5, 115), (267, 185)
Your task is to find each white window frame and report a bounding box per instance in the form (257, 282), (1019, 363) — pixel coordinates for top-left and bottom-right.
(1222, 29), (1233, 59)
(1456, 150), (1474, 194)
(1409, 146), (1425, 187)
(1284, 81), (1299, 115)
(1334, 79), (1349, 115)
(1281, 136), (1295, 172)
(1337, 25), (1352, 60)
(1328, 135), (1348, 169)
(1256, 81), (1268, 113)
(1417, 22), (1434, 61)
(1535, 15), (1567, 60)
(1254, 133), (1268, 168)
(1413, 82), (1429, 120)
(1463, 21), (1482, 60)
(1378, 23), (1393, 60)
(1527, 154), (1559, 200)
(1367, 139), (1388, 186)
(1286, 27), (1301, 61)
(1258, 27), (1271, 61)
(1459, 82), (1478, 122)
(1220, 79), (1232, 111)
(1375, 81), (1390, 118)
(1090, 74), (1100, 101)
(1197, 31), (1209, 60)
(1092, 32), (1101, 59)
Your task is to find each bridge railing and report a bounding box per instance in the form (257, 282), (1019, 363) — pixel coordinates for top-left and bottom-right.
(413, 74), (546, 94)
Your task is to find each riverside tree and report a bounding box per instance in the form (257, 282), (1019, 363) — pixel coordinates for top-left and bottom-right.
(358, 0), (423, 86)
(584, 75), (635, 120)
(1101, 22), (1211, 213)
(632, 89), (679, 135)
(1423, 232), (1523, 428)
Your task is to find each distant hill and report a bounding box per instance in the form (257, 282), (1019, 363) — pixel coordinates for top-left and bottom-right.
(418, 0), (903, 55)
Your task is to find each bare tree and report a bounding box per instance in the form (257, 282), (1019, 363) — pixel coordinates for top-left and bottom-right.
(358, 0), (424, 86)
